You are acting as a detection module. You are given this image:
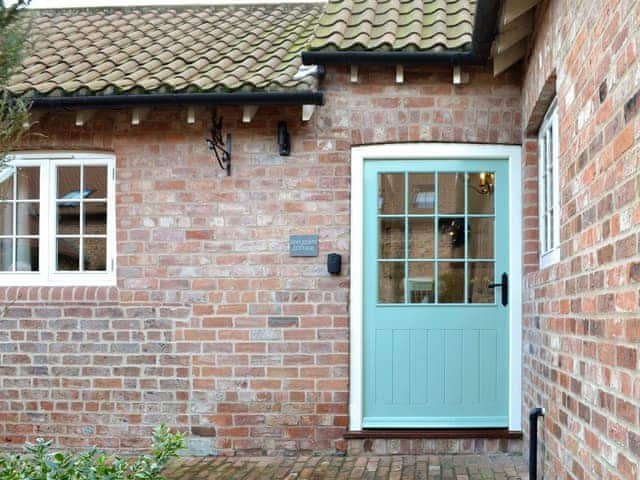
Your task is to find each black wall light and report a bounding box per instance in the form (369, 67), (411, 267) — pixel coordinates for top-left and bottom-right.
(278, 121), (290, 156)
(206, 115), (232, 176)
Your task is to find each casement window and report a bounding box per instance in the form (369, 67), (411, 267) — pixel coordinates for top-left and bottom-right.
(0, 153), (116, 285)
(538, 100), (560, 267)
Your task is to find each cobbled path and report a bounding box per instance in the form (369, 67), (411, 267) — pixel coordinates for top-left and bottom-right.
(164, 454), (528, 479)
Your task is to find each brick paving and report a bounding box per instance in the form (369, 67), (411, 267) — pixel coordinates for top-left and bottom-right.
(163, 454), (528, 479)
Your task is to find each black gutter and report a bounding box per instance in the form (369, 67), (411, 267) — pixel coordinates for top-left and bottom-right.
(28, 90), (325, 109)
(301, 0), (499, 66)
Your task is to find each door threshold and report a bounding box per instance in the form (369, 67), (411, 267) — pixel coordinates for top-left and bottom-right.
(344, 428), (522, 440)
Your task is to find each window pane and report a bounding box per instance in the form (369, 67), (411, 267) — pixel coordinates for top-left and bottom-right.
(0, 167), (14, 201)
(438, 262), (464, 303)
(378, 173), (404, 214)
(378, 262), (404, 303)
(57, 166), (81, 199)
(408, 218), (434, 258)
(0, 238), (12, 271)
(16, 203), (39, 236)
(408, 173), (435, 214)
(16, 167), (39, 200)
(57, 238), (80, 271)
(408, 262), (434, 304)
(84, 166), (108, 199)
(468, 218), (494, 259)
(84, 202), (107, 234)
(438, 173), (464, 214)
(378, 218), (404, 259)
(469, 262), (494, 304)
(84, 238), (106, 271)
(438, 217), (465, 259)
(16, 238), (38, 272)
(57, 202), (80, 234)
(0, 204), (12, 235)
(468, 172), (494, 214)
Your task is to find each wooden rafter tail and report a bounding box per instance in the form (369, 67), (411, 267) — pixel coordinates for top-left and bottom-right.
(493, 39), (528, 76)
(501, 0), (540, 26)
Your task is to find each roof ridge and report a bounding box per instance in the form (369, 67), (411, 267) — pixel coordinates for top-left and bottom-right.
(26, 2), (325, 16)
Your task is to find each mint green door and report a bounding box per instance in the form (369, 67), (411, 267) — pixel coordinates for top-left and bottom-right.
(363, 159), (510, 428)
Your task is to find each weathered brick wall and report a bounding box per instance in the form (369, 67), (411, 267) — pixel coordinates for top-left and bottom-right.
(1, 65), (521, 455)
(521, 0), (640, 477)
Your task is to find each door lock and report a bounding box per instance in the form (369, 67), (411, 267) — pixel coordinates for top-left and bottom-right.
(488, 272), (509, 306)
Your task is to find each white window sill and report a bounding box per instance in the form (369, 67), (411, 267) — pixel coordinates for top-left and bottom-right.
(0, 272), (116, 287)
(539, 248), (560, 269)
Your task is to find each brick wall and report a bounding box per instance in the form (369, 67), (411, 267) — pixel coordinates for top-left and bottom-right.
(521, 0), (640, 478)
(1, 65), (521, 455)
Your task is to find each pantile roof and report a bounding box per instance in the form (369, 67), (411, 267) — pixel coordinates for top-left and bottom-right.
(8, 4), (323, 97)
(7, 1), (486, 99)
(308, 0), (476, 52)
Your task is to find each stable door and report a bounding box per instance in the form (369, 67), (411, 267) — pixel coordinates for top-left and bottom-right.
(363, 159), (510, 428)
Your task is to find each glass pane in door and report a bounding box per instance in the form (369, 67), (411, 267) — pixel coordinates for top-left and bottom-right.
(376, 170), (498, 305)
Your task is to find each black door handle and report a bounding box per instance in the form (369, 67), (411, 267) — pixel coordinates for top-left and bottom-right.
(488, 272), (508, 306)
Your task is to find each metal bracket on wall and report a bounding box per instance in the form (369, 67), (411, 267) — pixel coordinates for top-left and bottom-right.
(206, 114), (232, 176)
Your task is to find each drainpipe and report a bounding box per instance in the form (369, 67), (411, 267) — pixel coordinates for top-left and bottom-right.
(529, 407), (545, 480)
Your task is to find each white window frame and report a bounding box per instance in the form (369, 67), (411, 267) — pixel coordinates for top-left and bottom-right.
(0, 152), (116, 286)
(538, 100), (560, 268)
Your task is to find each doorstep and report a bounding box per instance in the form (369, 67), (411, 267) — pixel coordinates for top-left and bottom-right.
(344, 429), (523, 455)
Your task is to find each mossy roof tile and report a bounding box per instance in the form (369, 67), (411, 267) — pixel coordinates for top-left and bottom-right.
(9, 3), (323, 97)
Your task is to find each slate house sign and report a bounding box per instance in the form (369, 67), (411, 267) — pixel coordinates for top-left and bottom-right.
(290, 235), (319, 257)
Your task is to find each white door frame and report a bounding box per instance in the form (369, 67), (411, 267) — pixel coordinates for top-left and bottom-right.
(349, 143), (523, 431)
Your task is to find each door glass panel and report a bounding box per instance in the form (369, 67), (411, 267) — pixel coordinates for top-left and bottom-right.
(408, 262), (434, 304)
(408, 173), (435, 214)
(376, 169), (499, 305)
(437, 262), (465, 303)
(438, 217), (465, 259)
(469, 262), (494, 304)
(378, 218), (404, 259)
(468, 172), (494, 214)
(438, 173), (464, 214)
(57, 238), (80, 271)
(378, 262), (405, 303)
(468, 218), (494, 259)
(408, 218), (434, 258)
(378, 173), (404, 214)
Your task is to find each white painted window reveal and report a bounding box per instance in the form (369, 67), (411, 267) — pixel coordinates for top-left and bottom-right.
(538, 99), (560, 268)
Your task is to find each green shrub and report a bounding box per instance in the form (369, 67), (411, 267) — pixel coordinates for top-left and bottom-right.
(0, 424), (184, 480)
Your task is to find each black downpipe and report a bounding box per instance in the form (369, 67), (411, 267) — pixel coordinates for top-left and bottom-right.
(301, 0), (500, 66)
(529, 407), (545, 480)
